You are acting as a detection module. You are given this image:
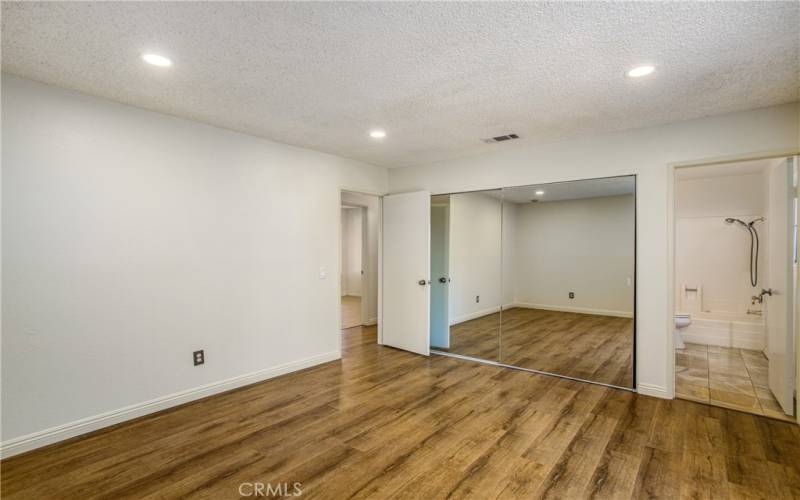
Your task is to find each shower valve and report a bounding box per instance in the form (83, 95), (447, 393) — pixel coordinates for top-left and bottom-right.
(751, 288), (773, 304)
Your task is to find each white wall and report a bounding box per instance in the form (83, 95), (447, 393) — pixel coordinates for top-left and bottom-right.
(1, 74), (388, 454)
(389, 102), (800, 398)
(341, 191), (379, 324)
(676, 173), (768, 316)
(341, 207), (363, 296)
(448, 192), (503, 324)
(676, 173), (767, 218)
(341, 208), (349, 294)
(501, 201), (516, 307)
(511, 195), (635, 316)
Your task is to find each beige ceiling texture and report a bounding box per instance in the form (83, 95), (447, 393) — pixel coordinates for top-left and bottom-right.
(2, 2), (799, 168)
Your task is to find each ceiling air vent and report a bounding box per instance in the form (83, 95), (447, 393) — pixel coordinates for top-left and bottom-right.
(482, 133), (519, 144)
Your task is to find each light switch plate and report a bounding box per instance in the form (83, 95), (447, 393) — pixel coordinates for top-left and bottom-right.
(319, 267), (328, 279)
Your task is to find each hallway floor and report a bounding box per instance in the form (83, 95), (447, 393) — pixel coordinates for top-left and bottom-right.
(341, 295), (361, 329)
(676, 343), (794, 422)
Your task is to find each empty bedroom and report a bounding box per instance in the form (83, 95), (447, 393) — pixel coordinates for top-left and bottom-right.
(2, 1), (799, 498)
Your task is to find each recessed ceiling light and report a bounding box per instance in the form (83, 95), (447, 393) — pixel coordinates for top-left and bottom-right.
(369, 130), (386, 139)
(627, 65), (655, 78)
(535, 190), (545, 196)
(142, 53), (173, 67)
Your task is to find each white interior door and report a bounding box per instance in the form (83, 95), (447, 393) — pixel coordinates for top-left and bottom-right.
(767, 157), (796, 416)
(382, 191), (430, 355)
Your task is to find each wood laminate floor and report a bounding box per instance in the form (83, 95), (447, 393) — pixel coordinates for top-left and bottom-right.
(341, 295), (361, 329)
(441, 308), (633, 387)
(3, 326), (800, 499)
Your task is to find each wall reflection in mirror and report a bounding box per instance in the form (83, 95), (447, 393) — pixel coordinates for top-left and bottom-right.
(430, 190), (503, 361)
(430, 176), (636, 389)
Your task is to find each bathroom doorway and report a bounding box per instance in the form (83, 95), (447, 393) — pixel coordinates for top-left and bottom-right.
(672, 157), (797, 421)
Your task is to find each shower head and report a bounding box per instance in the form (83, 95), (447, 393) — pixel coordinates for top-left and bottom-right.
(724, 217), (765, 228)
(724, 217), (748, 227)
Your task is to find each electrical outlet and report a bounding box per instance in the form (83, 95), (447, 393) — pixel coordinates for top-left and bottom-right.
(476, 295), (480, 303)
(569, 292), (575, 299)
(193, 350), (205, 366)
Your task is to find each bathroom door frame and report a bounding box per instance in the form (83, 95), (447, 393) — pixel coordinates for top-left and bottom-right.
(666, 149), (800, 405)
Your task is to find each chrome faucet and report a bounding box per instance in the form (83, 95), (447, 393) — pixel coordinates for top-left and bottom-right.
(751, 288), (773, 304)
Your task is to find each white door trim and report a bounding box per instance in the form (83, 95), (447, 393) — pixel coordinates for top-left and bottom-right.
(339, 189), (384, 346)
(666, 148), (800, 406)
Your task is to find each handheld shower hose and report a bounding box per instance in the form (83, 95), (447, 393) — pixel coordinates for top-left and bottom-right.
(724, 217), (765, 287)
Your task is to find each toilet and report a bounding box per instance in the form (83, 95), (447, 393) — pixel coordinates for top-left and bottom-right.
(674, 312), (691, 349)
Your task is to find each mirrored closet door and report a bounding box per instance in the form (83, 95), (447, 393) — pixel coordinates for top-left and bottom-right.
(430, 190), (502, 362)
(500, 177), (635, 388)
(431, 176), (636, 389)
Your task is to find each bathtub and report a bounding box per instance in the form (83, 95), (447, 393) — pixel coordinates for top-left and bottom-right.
(680, 311), (765, 350)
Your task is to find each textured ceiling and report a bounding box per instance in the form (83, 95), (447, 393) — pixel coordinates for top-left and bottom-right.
(3, 2), (799, 168)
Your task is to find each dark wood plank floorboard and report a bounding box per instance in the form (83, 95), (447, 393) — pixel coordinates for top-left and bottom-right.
(2, 325), (798, 499)
(442, 307), (633, 387)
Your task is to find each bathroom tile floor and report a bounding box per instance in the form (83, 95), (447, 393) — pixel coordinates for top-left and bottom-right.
(675, 343), (794, 422)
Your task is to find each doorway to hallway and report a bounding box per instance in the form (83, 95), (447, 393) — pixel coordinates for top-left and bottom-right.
(341, 191), (380, 331)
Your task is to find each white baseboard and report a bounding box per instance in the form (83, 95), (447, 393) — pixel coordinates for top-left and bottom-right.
(637, 383), (670, 399)
(0, 350), (341, 459)
(450, 306), (501, 326)
(510, 302), (633, 318)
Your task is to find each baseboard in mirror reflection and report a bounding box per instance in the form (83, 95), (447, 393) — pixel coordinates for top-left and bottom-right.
(449, 306), (502, 326)
(448, 303), (516, 326)
(510, 302), (633, 318)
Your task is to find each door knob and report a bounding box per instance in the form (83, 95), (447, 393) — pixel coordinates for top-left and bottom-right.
(438, 277), (448, 283)
(418, 279), (429, 286)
